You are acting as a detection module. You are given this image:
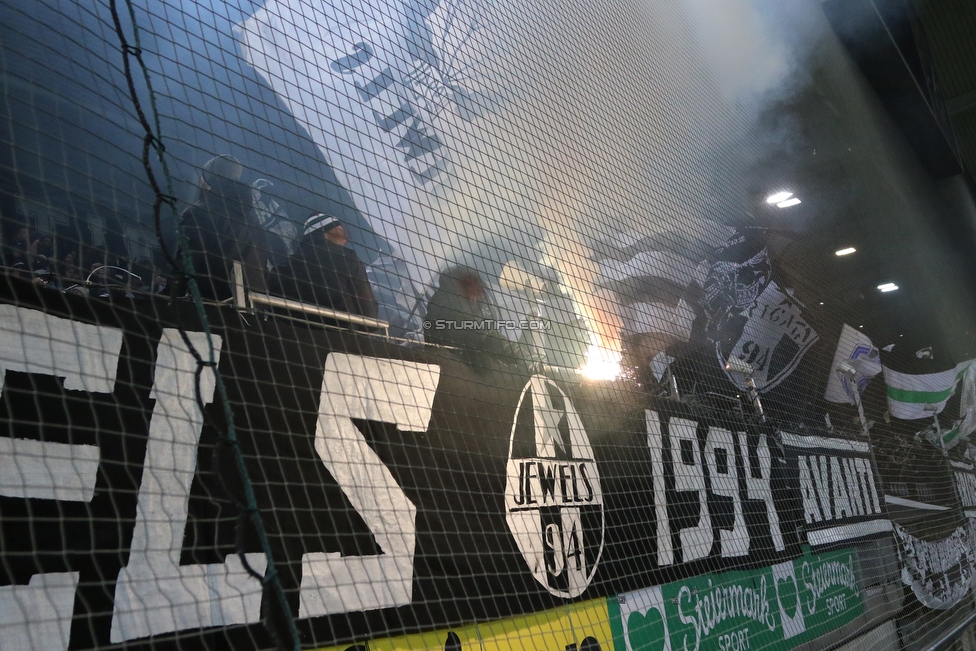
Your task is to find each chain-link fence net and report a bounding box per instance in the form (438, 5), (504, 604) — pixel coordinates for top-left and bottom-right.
(1, 0), (975, 650)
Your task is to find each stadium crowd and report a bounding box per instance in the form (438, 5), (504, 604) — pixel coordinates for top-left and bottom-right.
(0, 155), (488, 339)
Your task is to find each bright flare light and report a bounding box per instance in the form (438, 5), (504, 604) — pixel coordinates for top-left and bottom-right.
(878, 283), (899, 293)
(765, 191), (793, 204)
(776, 197), (802, 208)
(580, 345), (622, 381)
(835, 247), (856, 256)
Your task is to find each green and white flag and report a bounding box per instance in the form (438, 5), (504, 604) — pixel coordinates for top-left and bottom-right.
(919, 422), (966, 451)
(883, 359), (975, 420)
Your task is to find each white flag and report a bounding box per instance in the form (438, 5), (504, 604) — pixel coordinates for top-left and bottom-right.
(824, 324), (881, 404)
(236, 2), (455, 276)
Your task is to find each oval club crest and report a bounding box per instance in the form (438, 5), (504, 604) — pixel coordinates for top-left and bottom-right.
(505, 375), (604, 598)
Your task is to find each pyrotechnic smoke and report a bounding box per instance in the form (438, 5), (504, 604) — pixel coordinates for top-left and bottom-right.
(236, 0), (818, 359)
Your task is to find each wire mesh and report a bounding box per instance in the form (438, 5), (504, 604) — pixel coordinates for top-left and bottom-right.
(0, 0), (975, 650)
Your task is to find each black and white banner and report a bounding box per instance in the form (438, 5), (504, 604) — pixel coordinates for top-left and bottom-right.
(781, 432), (890, 548)
(952, 460), (976, 519)
(895, 522), (976, 611)
(0, 287), (904, 651)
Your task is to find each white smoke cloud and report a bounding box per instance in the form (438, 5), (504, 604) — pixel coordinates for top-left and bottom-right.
(680, 0), (793, 103)
(236, 0), (821, 354)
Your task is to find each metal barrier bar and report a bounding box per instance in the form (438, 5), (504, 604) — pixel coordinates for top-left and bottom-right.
(231, 260), (389, 334)
(248, 292), (389, 335)
(923, 608), (976, 651)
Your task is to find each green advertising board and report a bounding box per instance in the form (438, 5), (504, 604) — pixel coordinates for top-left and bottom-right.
(608, 549), (864, 651)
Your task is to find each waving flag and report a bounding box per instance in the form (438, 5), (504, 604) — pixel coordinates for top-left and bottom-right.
(824, 324), (881, 404)
(883, 359), (975, 420)
(593, 232), (719, 352)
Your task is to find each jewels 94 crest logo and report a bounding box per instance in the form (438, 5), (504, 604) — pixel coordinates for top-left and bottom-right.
(505, 376), (604, 598)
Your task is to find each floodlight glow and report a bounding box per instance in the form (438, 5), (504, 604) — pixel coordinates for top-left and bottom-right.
(765, 191), (793, 204)
(580, 345), (622, 381)
(776, 197), (802, 208)
(878, 283), (899, 292)
(835, 247), (856, 256)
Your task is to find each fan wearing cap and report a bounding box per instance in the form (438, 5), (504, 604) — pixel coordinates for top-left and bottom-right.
(177, 154), (267, 299)
(272, 212), (377, 319)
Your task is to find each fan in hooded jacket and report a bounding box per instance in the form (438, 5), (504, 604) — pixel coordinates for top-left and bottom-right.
(179, 154), (267, 300)
(272, 212), (378, 319)
(424, 266), (521, 369)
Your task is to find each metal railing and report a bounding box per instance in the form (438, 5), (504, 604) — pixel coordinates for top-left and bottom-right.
(231, 261), (389, 335)
(923, 609), (976, 651)
(248, 292), (389, 334)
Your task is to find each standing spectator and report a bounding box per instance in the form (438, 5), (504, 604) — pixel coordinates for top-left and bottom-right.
(58, 251), (84, 294)
(4, 225), (30, 271)
(85, 252), (143, 299)
(32, 268), (56, 290)
(272, 213), (377, 318)
(87, 254), (111, 298)
(29, 237), (54, 279)
(30, 234), (54, 264)
(667, 225), (822, 422)
(251, 178), (298, 269)
(58, 251), (81, 282)
(152, 273), (169, 295)
(423, 266), (519, 369)
(178, 154), (267, 300)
